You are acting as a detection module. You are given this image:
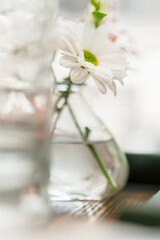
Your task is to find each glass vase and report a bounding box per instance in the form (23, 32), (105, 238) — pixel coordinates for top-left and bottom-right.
(49, 83), (129, 201)
(0, 0), (58, 229)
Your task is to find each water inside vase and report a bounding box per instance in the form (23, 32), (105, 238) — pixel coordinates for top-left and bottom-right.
(0, 89), (51, 228)
(49, 138), (128, 201)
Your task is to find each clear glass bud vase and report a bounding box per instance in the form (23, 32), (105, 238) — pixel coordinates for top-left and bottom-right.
(0, 0), (58, 229)
(49, 83), (129, 201)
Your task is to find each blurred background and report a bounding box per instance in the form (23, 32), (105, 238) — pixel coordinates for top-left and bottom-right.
(58, 0), (160, 154)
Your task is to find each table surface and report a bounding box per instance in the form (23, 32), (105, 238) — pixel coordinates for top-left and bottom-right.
(48, 184), (158, 227)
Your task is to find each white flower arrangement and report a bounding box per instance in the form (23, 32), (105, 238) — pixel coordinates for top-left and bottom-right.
(58, 21), (127, 94)
(52, 0), (129, 190)
(56, 0), (128, 95)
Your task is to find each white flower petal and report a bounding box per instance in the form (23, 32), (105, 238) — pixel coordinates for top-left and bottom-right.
(99, 53), (127, 65)
(90, 66), (113, 85)
(59, 55), (79, 68)
(94, 76), (117, 95)
(70, 68), (89, 84)
(77, 56), (88, 69)
(90, 66), (113, 94)
(58, 34), (78, 56)
(65, 32), (82, 55)
(94, 78), (107, 94)
(114, 78), (124, 85)
(109, 64), (127, 82)
(89, 25), (109, 55)
(82, 20), (96, 50)
(108, 81), (117, 96)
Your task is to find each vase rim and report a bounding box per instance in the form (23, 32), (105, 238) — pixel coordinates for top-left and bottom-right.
(56, 82), (85, 93)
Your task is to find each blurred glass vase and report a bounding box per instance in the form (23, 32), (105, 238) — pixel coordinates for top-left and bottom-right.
(49, 83), (129, 201)
(0, 0), (58, 228)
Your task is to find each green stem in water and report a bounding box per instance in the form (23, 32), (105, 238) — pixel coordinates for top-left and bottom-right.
(51, 94), (62, 118)
(51, 82), (72, 137)
(67, 102), (118, 191)
(87, 144), (118, 190)
(51, 98), (66, 137)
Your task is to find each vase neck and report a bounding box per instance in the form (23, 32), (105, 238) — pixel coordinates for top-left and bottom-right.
(56, 82), (83, 94)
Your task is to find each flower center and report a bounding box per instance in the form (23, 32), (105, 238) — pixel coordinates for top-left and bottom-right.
(83, 49), (99, 66)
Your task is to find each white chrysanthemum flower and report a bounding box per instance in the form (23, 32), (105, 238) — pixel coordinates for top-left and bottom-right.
(58, 20), (127, 94)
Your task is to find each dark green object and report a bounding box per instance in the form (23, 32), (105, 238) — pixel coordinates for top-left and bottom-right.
(126, 153), (160, 185)
(119, 191), (160, 227)
(92, 11), (107, 27)
(89, 0), (101, 11)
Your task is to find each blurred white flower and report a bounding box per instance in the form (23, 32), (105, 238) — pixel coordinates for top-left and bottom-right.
(57, 20), (127, 94)
(87, 0), (138, 55)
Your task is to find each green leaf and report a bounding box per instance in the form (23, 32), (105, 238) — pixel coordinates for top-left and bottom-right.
(89, 0), (101, 11)
(84, 127), (91, 140)
(92, 11), (107, 27)
(64, 76), (71, 82)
